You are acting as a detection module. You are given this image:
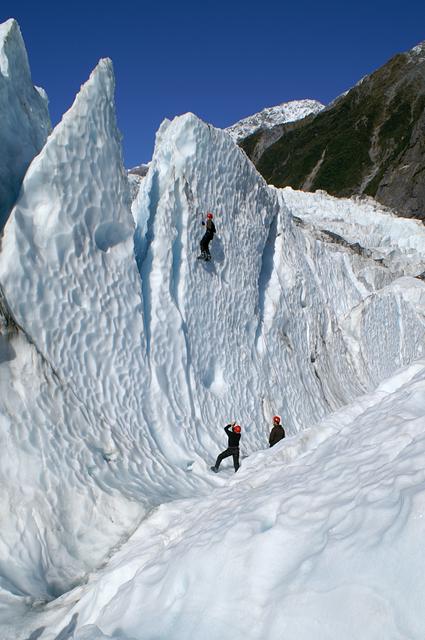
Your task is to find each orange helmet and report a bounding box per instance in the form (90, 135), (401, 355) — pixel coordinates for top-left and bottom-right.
(273, 415), (281, 424)
(233, 425), (241, 433)
(207, 212), (213, 219)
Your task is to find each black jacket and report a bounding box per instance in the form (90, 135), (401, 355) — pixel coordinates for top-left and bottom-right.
(202, 219), (216, 238)
(224, 424), (241, 448)
(269, 424), (285, 447)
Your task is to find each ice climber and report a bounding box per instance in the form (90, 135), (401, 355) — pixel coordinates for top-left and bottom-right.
(211, 422), (241, 473)
(198, 212), (216, 261)
(269, 415), (285, 447)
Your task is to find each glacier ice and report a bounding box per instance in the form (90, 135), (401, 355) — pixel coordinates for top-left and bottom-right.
(0, 19), (50, 231)
(5, 359), (425, 640)
(0, 17), (425, 639)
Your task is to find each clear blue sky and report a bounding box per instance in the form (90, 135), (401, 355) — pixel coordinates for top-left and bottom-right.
(3, 0), (425, 167)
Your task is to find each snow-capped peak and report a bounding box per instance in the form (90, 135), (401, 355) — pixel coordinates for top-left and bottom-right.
(408, 39), (425, 62)
(226, 99), (325, 142)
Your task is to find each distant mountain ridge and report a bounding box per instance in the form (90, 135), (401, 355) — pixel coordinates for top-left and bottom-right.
(239, 41), (425, 221)
(226, 99), (325, 142)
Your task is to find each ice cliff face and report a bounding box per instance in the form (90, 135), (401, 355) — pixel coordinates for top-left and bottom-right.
(0, 19), (50, 230)
(0, 19), (425, 629)
(0, 58), (152, 598)
(133, 114), (425, 447)
(225, 99), (325, 142)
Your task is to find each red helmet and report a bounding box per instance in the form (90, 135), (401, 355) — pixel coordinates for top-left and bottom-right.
(207, 212), (213, 219)
(233, 424), (241, 433)
(273, 415), (281, 424)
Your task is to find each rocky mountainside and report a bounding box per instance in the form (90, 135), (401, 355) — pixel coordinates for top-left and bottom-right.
(240, 42), (425, 221)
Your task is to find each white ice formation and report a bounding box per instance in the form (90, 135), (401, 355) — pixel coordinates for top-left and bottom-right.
(0, 18), (425, 640)
(225, 99), (325, 142)
(0, 19), (50, 230)
(11, 358), (425, 640)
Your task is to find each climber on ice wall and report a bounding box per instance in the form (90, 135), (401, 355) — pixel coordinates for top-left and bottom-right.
(197, 212), (216, 261)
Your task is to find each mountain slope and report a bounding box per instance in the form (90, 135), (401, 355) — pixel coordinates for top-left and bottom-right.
(241, 42), (425, 220)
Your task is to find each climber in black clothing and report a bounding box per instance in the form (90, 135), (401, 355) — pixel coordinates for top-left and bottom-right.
(198, 212), (216, 261)
(269, 415), (285, 447)
(211, 422), (241, 472)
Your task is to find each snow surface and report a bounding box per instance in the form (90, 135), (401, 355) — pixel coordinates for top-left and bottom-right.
(128, 163), (150, 177)
(0, 20), (425, 638)
(226, 99), (325, 142)
(0, 19), (50, 230)
(4, 358), (425, 639)
(408, 40), (425, 62)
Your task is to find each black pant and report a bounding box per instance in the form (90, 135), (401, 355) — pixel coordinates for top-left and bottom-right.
(200, 233), (213, 255)
(215, 447), (240, 471)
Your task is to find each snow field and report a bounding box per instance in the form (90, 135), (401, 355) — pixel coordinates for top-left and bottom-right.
(10, 359), (425, 640)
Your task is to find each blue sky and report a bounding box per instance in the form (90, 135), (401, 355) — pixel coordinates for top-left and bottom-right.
(3, 1), (425, 167)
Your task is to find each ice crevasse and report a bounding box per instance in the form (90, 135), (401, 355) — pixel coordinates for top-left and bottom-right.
(0, 29), (424, 638)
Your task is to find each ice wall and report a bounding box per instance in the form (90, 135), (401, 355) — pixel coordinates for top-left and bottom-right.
(0, 59), (205, 599)
(0, 293), (144, 598)
(0, 59), (155, 598)
(0, 19), (50, 230)
(133, 114), (425, 450)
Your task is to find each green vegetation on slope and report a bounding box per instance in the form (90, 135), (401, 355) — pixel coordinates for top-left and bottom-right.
(240, 50), (425, 218)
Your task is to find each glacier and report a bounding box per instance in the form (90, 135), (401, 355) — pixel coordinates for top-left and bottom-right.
(0, 19), (50, 231)
(0, 18), (425, 640)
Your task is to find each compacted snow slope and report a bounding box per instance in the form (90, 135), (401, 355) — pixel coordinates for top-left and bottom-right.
(5, 359), (425, 640)
(0, 18), (425, 639)
(0, 19), (50, 230)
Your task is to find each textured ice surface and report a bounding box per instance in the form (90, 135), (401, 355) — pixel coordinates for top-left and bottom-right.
(226, 99), (325, 142)
(6, 359), (425, 640)
(0, 34), (425, 638)
(133, 113), (425, 443)
(1, 99), (425, 607)
(0, 58), (154, 598)
(282, 187), (425, 276)
(0, 19), (50, 230)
